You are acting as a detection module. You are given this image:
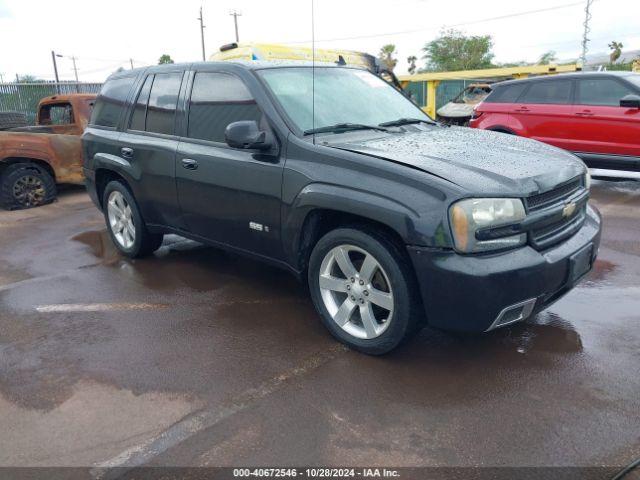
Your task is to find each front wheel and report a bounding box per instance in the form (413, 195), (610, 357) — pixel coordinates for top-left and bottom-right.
(102, 180), (163, 258)
(308, 227), (423, 355)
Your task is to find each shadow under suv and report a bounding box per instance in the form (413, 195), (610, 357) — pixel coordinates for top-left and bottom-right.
(82, 61), (602, 354)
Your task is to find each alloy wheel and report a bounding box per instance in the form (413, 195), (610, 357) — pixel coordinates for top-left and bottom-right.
(107, 191), (136, 249)
(318, 244), (394, 339)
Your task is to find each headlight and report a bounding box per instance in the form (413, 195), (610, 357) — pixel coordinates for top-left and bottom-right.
(449, 198), (526, 253)
(585, 169), (591, 190)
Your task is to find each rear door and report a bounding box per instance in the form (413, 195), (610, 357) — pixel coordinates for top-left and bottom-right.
(119, 70), (187, 229)
(571, 76), (640, 157)
(510, 79), (575, 150)
(473, 82), (527, 130)
(175, 70), (284, 258)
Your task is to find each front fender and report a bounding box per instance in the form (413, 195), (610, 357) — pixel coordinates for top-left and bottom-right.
(282, 182), (425, 268)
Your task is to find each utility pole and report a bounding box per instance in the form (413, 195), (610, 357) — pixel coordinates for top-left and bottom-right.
(130, 58), (134, 69)
(51, 50), (61, 92)
(198, 6), (206, 61)
(230, 10), (241, 43)
(51, 50), (60, 83)
(70, 56), (79, 82)
(580, 0), (594, 66)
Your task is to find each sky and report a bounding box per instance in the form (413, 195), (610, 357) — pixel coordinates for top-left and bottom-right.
(0, 0), (639, 82)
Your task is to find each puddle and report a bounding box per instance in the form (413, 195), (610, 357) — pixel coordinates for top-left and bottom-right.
(72, 229), (121, 265)
(582, 259), (617, 287)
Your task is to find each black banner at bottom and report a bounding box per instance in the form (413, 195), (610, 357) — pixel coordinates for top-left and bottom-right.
(0, 467), (637, 480)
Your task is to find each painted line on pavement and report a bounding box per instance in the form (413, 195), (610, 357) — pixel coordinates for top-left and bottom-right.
(91, 344), (348, 479)
(36, 303), (170, 313)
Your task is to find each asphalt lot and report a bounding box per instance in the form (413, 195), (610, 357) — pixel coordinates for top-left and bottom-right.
(0, 178), (639, 476)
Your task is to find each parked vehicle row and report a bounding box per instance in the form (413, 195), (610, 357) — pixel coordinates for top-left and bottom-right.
(83, 62), (600, 354)
(470, 72), (640, 171)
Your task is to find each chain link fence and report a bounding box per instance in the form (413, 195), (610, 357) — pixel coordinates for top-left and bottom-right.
(0, 82), (103, 124)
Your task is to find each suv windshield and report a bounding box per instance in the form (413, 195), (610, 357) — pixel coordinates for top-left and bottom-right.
(258, 67), (430, 134)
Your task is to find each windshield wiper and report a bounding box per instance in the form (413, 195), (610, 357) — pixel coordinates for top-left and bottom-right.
(303, 123), (390, 136)
(378, 117), (436, 127)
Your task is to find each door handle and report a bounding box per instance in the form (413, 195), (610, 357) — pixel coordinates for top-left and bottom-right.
(514, 107), (530, 113)
(121, 147), (134, 159)
(575, 111), (594, 116)
(181, 158), (199, 170)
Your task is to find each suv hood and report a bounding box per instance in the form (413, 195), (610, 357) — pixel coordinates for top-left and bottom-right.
(329, 126), (585, 196)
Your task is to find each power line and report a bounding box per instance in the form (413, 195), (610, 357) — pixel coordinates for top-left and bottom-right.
(283, 0), (590, 44)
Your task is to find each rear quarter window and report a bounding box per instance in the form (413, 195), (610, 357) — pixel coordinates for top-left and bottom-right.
(91, 76), (135, 128)
(484, 83), (527, 103)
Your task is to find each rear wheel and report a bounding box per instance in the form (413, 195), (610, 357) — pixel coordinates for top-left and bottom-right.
(0, 162), (56, 210)
(308, 227), (423, 355)
(102, 180), (163, 258)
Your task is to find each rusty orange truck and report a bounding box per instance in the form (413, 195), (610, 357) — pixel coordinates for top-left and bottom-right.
(0, 93), (95, 209)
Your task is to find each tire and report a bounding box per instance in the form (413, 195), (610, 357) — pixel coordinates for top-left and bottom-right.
(0, 162), (57, 210)
(0, 112), (28, 131)
(308, 227), (423, 355)
(102, 180), (163, 258)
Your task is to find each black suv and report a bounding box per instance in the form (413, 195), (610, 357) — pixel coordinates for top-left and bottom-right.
(82, 62), (602, 354)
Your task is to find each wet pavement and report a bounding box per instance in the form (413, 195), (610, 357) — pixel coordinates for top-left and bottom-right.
(0, 180), (639, 472)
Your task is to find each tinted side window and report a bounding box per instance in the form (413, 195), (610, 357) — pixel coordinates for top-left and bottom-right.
(576, 78), (634, 106)
(188, 72), (261, 143)
(129, 75), (154, 131)
(485, 83), (527, 103)
(146, 73), (182, 135)
(520, 80), (572, 105)
(92, 77), (133, 127)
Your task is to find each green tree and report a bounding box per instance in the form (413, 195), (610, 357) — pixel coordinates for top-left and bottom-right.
(421, 29), (494, 72)
(15, 74), (41, 83)
(537, 50), (557, 65)
(407, 55), (417, 75)
(378, 44), (398, 72)
(608, 41), (623, 63)
(158, 54), (175, 65)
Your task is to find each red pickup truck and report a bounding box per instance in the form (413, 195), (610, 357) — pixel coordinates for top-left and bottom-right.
(470, 72), (640, 171)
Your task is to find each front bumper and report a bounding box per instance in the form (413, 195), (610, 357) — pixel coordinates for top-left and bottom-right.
(408, 204), (602, 333)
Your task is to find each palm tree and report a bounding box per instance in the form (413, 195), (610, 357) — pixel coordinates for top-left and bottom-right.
(407, 56), (417, 75)
(378, 44), (398, 72)
(608, 41), (623, 63)
(537, 51), (557, 65)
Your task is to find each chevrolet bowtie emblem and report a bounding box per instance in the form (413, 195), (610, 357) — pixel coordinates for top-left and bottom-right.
(562, 202), (577, 218)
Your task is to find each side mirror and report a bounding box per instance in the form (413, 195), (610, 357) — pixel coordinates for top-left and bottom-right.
(620, 94), (640, 109)
(225, 121), (271, 150)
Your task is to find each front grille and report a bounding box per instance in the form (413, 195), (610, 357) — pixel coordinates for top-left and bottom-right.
(525, 178), (582, 212)
(525, 177), (587, 250)
(530, 208), (586, 250)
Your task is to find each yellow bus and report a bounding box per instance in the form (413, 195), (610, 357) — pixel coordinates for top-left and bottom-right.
(210, 43), (402, 89)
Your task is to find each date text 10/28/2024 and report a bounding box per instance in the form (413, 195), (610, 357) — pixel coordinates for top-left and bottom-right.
(233, 468), (401, 478)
